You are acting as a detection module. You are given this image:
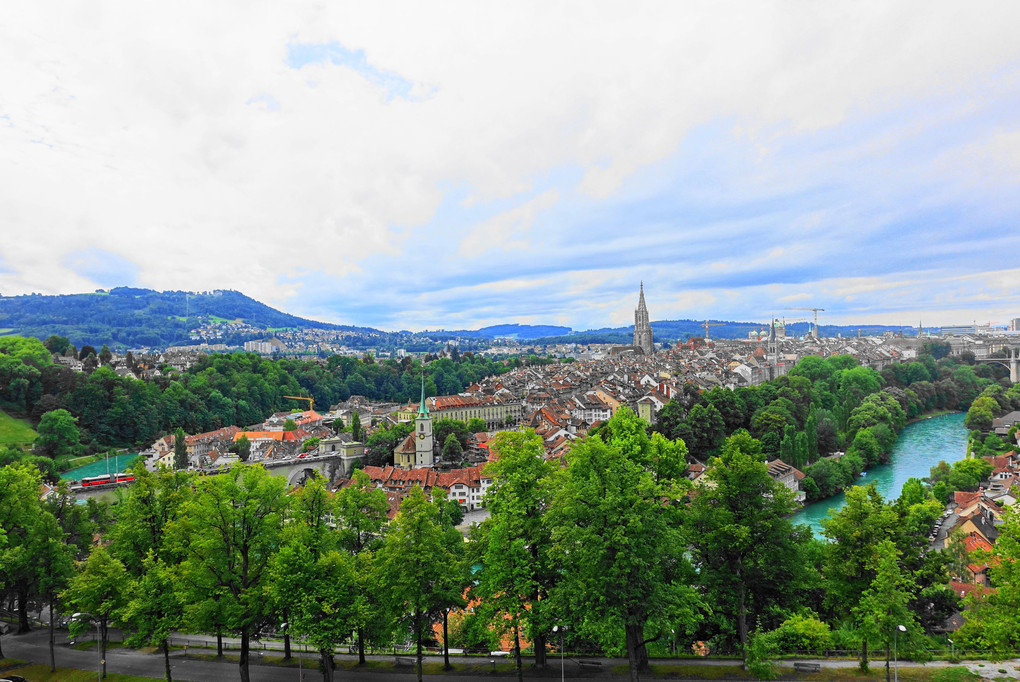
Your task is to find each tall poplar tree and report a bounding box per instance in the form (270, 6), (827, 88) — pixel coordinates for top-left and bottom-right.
(476, 429), (555, 677)
(167, 464), (289, 682)
(688, 430), (802, 662)
(377, 486), (461, 682)
(547, 409), (702, 682)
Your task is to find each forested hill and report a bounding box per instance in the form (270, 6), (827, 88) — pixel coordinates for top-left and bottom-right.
(0, 288), (373, 349)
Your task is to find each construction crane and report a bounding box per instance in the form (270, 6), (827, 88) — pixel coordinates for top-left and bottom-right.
(784, 307), (825, 339)
(701, 321), (725, 340)
(283, 395), (314, 412)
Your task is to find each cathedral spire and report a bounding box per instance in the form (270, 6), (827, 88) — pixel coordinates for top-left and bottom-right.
(633, 283), (654, 355)
(418, 370), (429, 417)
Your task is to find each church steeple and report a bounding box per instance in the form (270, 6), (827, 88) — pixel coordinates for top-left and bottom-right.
(417, 370), (429, 417)
(633, 283), (654, 355)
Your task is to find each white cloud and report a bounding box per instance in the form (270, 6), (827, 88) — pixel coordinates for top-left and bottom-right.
(1, 2), (1019, 329)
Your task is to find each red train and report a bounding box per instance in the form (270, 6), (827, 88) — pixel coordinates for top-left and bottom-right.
(79, 472), (136, 487)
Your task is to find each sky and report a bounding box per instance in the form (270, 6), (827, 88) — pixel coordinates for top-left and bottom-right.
(2, 2), (1019, 332)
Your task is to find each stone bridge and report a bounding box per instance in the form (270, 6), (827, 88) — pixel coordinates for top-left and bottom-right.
(260, 453), (349, 486)
(70, 453), (354, 502)
(975, 347), (1020, 383)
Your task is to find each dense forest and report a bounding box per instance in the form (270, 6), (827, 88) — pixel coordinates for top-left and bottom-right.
(0, 335), (524, 464)
(2, 409), (1018, 682)
(651, 342), (1012, 503)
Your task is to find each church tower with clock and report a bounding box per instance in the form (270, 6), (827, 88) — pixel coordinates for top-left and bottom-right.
(394, 373), (435, 469)
(414, 374), (434, 467)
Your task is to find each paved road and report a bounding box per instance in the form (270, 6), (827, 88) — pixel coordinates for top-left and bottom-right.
(3, 625), (1019, 681)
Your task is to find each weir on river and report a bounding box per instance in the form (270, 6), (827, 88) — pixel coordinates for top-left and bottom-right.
(792, 412), (968, 537)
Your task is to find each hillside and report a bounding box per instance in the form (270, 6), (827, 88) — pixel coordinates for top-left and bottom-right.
(0, 409), (38, 447)
(0, 288), (376, 350)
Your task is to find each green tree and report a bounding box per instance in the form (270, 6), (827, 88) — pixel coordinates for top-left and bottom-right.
(61, 546), (131, 679)
(270, 475), (359, 682)
(441, 433), (463, 462)
(167, 464), (289, 682)
(35, 510), (74, 672)
(99, 344), (113, 366)
(853, 540), (920, 679)
(283, 418), (298, 431)
(34, 409), (81, 458)
(822, 485), (899, 669)
(173, 427), (188, 469)
(688, 430), (802, 661)
(377, 486), (461, 682)
(466, 417), (487, 433)
(476, 430), (556, 675)
(350, 411), (363, 442)
(957, 504), (1020, 652)
(334, 469), (390, 664)
(121, 556), (184, 682)
(434, 418), (470, 450)
(231, 434), (251, 462)
(546, 409), (702, 682)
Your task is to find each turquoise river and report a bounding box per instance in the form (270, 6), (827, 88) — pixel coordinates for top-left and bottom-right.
(791, 412), (968, 537)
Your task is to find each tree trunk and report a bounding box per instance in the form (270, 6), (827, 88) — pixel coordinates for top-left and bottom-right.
(101, 619), (108, 679)
(216, 630), (223, 657)
(48, 601), (56, 672)
(443, 610), (451, 670)
(415, 613), (424, 682)
(239, 629), (250, 682)
(513, 623), (525, 682)
(860, 638), (869, 672)
(283, 623), (292, 660)
(163, 640), (172, 682)
(624, 621), (643, 682)
(16, 589), (30, 633)
(885, 643), (891, 682)
(534, 631), (547, 668)
(357, 627), (366, 664)
(737, 581), (749, 665)
(320, 647), (334, 682)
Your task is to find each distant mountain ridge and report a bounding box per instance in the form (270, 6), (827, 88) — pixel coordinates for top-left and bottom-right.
(0, 287), (926, 350)
(0, 287), (376, 349)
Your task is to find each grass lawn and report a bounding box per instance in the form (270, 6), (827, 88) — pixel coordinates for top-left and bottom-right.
(0, 410), (38, 446)
(0, 663), (161, 681)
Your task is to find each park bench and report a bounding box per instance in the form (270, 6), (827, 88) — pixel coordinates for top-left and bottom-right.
(576, 659), (604, 671)
(395, 656), (416, 666)
(794, 662), (822, 673)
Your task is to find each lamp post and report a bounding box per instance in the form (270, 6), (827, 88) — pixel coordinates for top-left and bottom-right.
(72, 612), (101, 682)
(947, 638), (954, 660)
(894, 624), (906, 682)
(552, 626), (566, 682)
(281, 623), (301, 682)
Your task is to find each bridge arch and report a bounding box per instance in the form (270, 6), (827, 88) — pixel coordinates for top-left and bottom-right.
(287, 465), (322, 487)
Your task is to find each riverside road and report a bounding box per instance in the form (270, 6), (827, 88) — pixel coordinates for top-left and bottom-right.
(3, 626), (1019, 681)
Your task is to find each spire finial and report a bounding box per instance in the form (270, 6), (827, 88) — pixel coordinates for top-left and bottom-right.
(418, 368), (429, 416)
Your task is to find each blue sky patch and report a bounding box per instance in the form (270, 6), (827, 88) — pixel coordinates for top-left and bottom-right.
(62, 249), (140, 289)
(286, 40), (417, 101)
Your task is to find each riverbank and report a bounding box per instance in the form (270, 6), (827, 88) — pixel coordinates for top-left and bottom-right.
(793, 412), (968, 536)
(906, 409), (961, 425)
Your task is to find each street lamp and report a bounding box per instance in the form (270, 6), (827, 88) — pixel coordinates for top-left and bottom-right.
(947, 638), (954, 659)
(72, 612), (101, 682)
(552, 625), (566, 682)
(281, 623), (301, 682)
(894, 624), (906, 682)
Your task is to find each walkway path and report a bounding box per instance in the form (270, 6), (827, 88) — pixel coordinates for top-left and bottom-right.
(3, 625), (1019, 681)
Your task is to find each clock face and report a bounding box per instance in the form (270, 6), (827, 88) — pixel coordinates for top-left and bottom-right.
(419, 433), (426, 440)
